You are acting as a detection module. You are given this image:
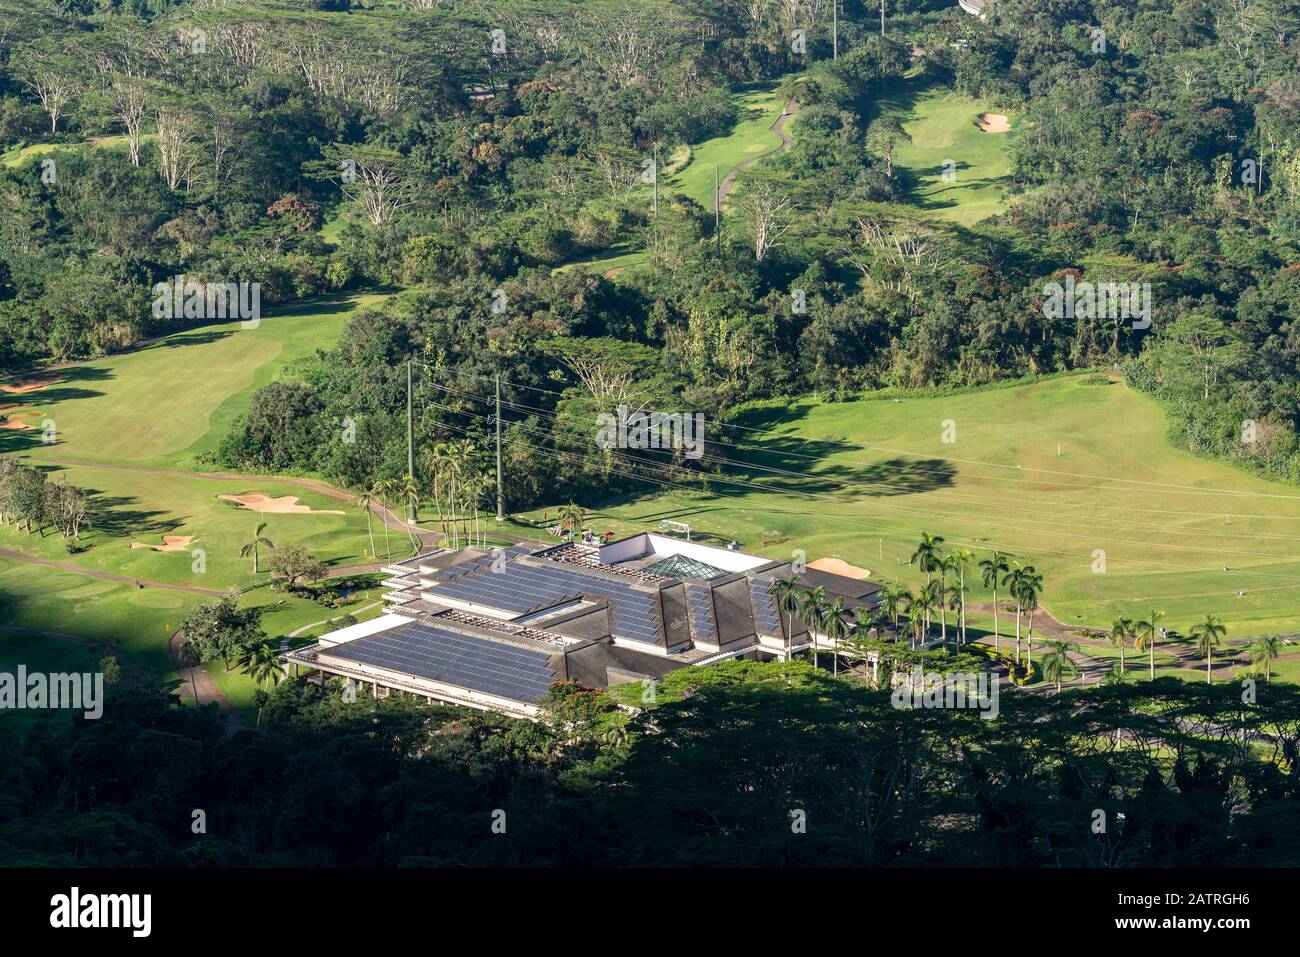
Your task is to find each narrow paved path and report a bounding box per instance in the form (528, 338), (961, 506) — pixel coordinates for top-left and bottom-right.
(168, 627), (245, 734)
(714, 99), (798, 210)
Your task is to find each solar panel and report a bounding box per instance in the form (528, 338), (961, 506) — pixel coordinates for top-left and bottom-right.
(685, 583), (717, 640)
(327, 622), (557, 702)
(424, 557), (667, 645)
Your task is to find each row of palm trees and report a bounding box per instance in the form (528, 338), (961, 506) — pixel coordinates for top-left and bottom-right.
(766, 536), (1052, 677)
(349, 440), (497, 560)
(1110, 613), (1281, 684)
(887, 535), (1045, 665)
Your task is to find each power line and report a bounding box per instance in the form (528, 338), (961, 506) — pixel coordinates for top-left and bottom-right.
(423, 378), (1300, 539)
(446, 367), (1300, 502)
(423, 397), (1300, 571)
(428, 415), (1300, 588)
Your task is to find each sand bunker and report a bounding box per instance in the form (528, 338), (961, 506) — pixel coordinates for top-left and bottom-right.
(808, 557), (870, 580)
(0, 405), (37, 430)
(219, 492), (345, 515)
(0, 376), (60, 395)
(977, 113), (1010, 133)
(131, 535), (196, 553)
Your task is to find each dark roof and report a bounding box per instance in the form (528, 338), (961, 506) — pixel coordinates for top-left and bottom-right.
(324, 621), (557, 703)
(795, 567), (882, 601)
(562, 640), (687, 690)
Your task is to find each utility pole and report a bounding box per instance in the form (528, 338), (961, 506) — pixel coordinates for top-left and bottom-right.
(881, 0), (885, 37)
(834, 0), (839, 58)
(653, 145), (659, 222)
(406, 359), (416, 523)
(495, 370), (504, 521)
(714, 163), (720, 255)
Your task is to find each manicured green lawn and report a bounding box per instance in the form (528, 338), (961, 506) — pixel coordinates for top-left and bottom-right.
(3, 293), (389, 469)
(510, 373), (1300, 640)
(0, 468), (383, 586)
(1, 134), (157, 167)
(667, 81), (788, 210)
(0, 294), (393, 708)
(559, 81), (790, 280)
(870, 77), (1014, 226)
(0, 626), (101, 738)
(205, 586), (389, 720)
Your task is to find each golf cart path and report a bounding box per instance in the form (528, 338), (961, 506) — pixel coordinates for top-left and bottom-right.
(714, 99), (798, 210)
(168, 626), (245, 734)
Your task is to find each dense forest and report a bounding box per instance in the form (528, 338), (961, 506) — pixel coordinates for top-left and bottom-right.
(4, 659), (1300, 867)
(1, 0), (1298, 510)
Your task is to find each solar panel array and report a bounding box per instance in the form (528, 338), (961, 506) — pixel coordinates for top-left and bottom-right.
(749, 577), (782, 634)
(684, 583), (717, 641)
(428, 558), (665, 645)
(430, 544), (535, 582)
(326, 621), (557, 702)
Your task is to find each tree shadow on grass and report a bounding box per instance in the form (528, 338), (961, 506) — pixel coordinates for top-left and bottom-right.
(76, 490), (182, 539)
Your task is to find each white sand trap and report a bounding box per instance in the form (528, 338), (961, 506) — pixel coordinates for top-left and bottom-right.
(977, 113), (1010, 133)
(131, 535), (196, 552)
(0, 376), (60, 394)
(219, 492), (345, 515)
(808, 557), (871, 579)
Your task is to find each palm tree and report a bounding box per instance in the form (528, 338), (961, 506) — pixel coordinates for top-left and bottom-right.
(822, 597), (852, 676)
(1017, 566), (1043, 667)
(772, 577), (804, 674)
(1110, 615), (1133, 675)
(1134, 608), (1166, 681)
(1250, 635), (1282, 683)
(951, 548), (973, 645)
(239, 521), (273, 574)
(800, 585), (828, 666)
(910, 584), (938, 649)
(935, 553), (954, 644)
(877, 581), (909, 640)
(353, 489), (377, 558)
(910, 532), (945, 584)
(1040, 639), (1081, 692)
(1004, 564), (1026, 664)
(401, 474), (421, 550)
(240, 642), (284, 685)
(979, 551), (1011, 653)
(558, 502), (584, 543)
(372, 479), (394, 559)
(1190, 615), (1227, 684)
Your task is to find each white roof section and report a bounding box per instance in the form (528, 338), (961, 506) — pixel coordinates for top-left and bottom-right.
(597, 532), (770, 573)
(316, 612), (415, 648)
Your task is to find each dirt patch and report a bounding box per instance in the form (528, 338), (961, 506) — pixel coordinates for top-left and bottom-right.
(219, 492), (345, 515)
(0, 375), (60, 394)
(808, 557), (870, 579)
(977, 113), (1010, 134)
(131, 535), (196, 553)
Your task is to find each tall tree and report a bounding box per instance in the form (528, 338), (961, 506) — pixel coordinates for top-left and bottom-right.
(1190, 615), (1227, 684)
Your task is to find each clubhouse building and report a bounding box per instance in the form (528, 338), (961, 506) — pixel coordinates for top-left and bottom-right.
(284, 533), (882, 718)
